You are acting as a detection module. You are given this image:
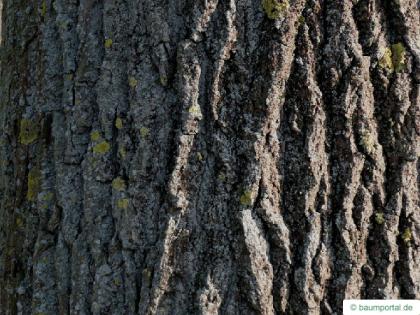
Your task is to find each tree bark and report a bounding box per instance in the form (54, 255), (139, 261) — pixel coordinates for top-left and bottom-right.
(0, 0), (419, 314)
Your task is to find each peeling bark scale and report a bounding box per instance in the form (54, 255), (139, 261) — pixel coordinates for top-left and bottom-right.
(0, 0), (419, 314)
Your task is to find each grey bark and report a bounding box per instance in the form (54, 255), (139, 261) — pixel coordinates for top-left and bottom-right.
(0, 0), (419, 314)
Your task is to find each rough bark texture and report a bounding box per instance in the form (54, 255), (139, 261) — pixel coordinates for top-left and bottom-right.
(0, 0), (419, 314)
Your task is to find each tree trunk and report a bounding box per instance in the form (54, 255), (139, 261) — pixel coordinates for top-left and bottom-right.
(0, 0), (418, 314)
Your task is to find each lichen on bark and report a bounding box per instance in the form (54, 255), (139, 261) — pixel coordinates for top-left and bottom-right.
(379, 42), (406, 72)
(262, 0), (290, 19)
(27, 167), (41, 201)
(0, 0), (418, 314)
(19, 119), (39, 145)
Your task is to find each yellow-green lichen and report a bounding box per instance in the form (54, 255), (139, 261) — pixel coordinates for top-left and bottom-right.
(188, 105), (201, 115)
(240, 190), (252, 206)
(262, 0), (289, 19)
(41, 0), (47, 17)
(113, 278), (122, 287)
(142, 268), (152, 286)
(118, 146), (127, 158)
(27, 168), (42, 202)
(90, 130), (101, 141)
(197, 152), (203, 161)
(39, 256), (49, 264)
(65, 73), (73, 81)
(391, 42), (406, 72)
(117, 198), (129, 209)
(379, 47), (393, 70)
(379, 42), (406, 72)
(93, 141), (111, 154)
(19, 119), (39, 145)
(217, 173), (226, 182)
(115, 117), (123, 129)
(16, 216), (24, 228)
(359, 131), (375, 155)
(41, 192), (54, 201)
(374, 212), (385, 225)
(298, 15), (305, 25)
(160, 74), (168, 87)
(112, 177), (126, 191)
(105, 38), (113, 48)
(128, 77), (138, 88)
(140, 127), (150, 138)
(57, 20), (70, 30)
(401, 228), (412, 244)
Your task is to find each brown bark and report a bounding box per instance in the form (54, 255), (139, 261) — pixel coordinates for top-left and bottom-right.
(0, 0), (418, 314)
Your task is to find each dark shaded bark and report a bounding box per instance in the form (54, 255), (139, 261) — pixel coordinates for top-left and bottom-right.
(0, 0), (418, 314)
